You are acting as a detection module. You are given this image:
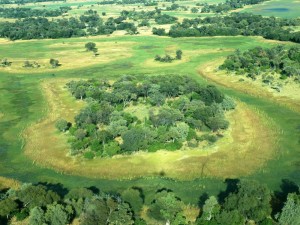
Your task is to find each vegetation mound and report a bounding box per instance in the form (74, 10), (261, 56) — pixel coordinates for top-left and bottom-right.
(59, 75), (236, 159)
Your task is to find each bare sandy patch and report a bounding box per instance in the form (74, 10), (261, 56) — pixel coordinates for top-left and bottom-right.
(23, 78), (278, 180)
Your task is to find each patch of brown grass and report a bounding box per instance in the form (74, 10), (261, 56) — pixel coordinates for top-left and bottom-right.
(0, 176), (20, 190)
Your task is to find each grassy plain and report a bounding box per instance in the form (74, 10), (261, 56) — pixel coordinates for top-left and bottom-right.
(0, 35), (299, 204)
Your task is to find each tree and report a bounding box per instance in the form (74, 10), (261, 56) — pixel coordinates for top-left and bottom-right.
(278, 193), (300, 225)
(49, 58), (59, 68)
(80, 198), (109, 225)
(29, 207), (46, 225)
(176, 49), (183, 60)
(109, 202), (134, 225)
(223, 180), (272, 223)
(17, 184), (61, 209)
(121, 188), (144, 214)
(0, 198), (18, 219)
(201, 196), (220, 221)
(148, 191), (184, 223)
(55, 119), (70, 132)
(85, 42), (96, 51)
(44, 203), (73, 225)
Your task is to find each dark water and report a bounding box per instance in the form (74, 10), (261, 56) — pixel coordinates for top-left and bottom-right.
(264, 8), (290, 12)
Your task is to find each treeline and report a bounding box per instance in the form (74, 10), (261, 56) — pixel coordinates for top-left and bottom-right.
(0, 179), (299, 224)
(98, 0), (157, 5)
(220, 45), (300, 81)
(0, 0), (65, 4)
(201, 0), (269, 13)
(0, 7), (71, 18)
(153, 13), (300, 43)
(59, 75), (235, 158)
(0, 10), (138, 40)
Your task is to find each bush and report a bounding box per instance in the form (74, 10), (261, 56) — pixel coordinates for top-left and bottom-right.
(83, 151), (95, 159)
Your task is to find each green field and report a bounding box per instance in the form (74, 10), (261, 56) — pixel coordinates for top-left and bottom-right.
(0, 34), (299, 205)
(241, 0), (300, 18)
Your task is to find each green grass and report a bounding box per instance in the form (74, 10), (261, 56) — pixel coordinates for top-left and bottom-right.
(241, 0), (300, 18)
(0, 35), (299, 205)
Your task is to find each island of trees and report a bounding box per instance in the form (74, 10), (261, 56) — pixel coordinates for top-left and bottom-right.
(56, 75), (236, 158)
(200, 0), (269, 13)
(0, 7), (70, 18)
(153, 13), (300, 43)
(220, 45), (300, 84)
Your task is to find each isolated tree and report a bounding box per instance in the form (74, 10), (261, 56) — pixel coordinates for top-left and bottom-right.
(49, 58), (59, 68)
(55, 119), (70, 132)
(102, 12), (106, 16)
(85, 42), (96, 51)
(176, 49), (183, 60)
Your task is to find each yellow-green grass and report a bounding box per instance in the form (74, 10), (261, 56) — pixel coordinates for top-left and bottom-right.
(198, 59), (300, 114)
(0, 176), (20, 190)
(23, 78), (279, 180)
(0, 40), (134, 74)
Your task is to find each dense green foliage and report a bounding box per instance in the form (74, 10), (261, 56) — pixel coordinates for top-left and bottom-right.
(0, 10), (138, 40)
(0, 0), (64, 4)
(0, 179), (298, 224)
(220, 45), (300, 82)
(0, 7), (70, 18)
(154, 13), (300, 43)
(201, 0), (269, 13)
(60, 75), (234, 158)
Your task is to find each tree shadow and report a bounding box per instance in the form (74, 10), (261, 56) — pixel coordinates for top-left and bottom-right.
(37, 182), (68, 198)
(272, 179), (299, 216)
(218, 178), (240, 204)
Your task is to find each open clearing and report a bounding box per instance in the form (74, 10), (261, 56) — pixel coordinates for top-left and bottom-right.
(23, 78), (279, 180)
(198, 59), (300, 113)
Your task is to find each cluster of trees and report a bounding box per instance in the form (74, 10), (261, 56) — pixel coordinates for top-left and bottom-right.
(200, 0), (268, 13)
(0, 10), (138, 40)
(155, 14), (178, 24)
(154, 49), (183, 62)
(220, 45), (300, 81)
(23, 60), (40, 68)
(0, 179), (299, 225)
(0, 0), (64, 4)
(0, 58), (11, 67)
(164, 3), (188, 11)
(98, 0), (157, 5)
(0, 7), (71, 18)
(153, 13), (300, 43)
(58, 75), (235, 158)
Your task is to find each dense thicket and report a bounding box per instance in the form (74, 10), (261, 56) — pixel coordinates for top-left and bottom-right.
(154, 13), (300, 43)
(0, 10), (138, 40)
(220, 45), (300, 81)
(0, 7), (70, 18)
(0, 179), (299, 224)
(201, 0), (269, 13)
(0, 0), (64, 4)
(60, 75), (235, 158)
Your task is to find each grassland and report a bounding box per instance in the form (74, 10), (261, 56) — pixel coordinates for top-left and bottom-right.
(0, 35), (299, 204)
(241, 0), (300, 18)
